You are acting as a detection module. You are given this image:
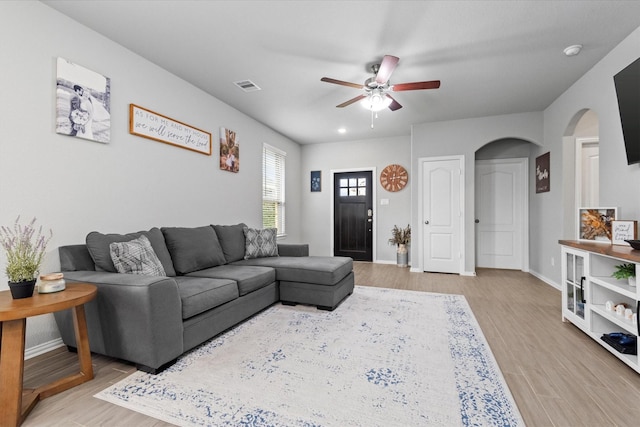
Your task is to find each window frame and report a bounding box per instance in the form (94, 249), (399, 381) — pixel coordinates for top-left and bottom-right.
(262, 143), (286, 237)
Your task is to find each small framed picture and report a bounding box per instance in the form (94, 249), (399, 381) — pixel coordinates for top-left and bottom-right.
(311, 170), (321, 192)
(611, 220), (638, 245)
(578, 207), (617, 242)
(535, 152), (550, 193)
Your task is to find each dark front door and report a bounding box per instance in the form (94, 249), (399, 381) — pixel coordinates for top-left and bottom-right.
(334, 171), (373, 261)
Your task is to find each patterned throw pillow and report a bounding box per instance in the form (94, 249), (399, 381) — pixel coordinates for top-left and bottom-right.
(243, 227), (279, 259)
(110, 235), (166, 276)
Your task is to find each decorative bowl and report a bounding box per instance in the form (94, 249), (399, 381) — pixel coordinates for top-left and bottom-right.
(624, 240), (640, 250)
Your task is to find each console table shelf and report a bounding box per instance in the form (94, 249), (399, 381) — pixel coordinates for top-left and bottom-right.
(560, 240), (640, 373)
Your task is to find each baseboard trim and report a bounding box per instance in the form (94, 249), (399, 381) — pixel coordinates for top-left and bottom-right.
(529, 270), (560, 290)
(25, 338), (65, 360)
(374, 259), (397, 265)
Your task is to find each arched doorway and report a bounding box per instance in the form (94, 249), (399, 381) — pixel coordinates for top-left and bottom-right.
(561, 109), (600, 239)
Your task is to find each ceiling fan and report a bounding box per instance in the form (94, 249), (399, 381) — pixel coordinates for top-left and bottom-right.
(321, 55), (440, 113)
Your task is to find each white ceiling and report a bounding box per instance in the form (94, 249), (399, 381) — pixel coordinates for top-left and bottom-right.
(42, 1), (640, 145)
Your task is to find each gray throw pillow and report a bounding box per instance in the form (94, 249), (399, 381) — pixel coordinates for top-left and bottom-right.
(86, 227), (176, 276)
(243, 227), (279, 259)
(213, 223), (247, 263)
(161, 226), (227, 274)
(109, 235), (166, 276)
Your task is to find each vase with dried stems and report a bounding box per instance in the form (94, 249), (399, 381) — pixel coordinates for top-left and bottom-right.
(389, 224), (411, 267)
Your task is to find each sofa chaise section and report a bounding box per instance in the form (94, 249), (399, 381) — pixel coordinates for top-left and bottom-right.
(233, 256), (354, 310)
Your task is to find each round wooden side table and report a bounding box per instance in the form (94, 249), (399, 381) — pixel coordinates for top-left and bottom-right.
(0, 283), (97, 426)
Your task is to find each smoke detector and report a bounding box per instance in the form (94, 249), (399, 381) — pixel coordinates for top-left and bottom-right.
(563, 45), (582, 57)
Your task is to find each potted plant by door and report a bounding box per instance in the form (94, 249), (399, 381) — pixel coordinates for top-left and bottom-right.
(0, 216), (52, 299)
(389, 224), (411, 267)
(612, 263), (636, 287)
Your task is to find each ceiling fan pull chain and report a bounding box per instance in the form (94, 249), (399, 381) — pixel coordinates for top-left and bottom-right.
(370, 109), (374, 129)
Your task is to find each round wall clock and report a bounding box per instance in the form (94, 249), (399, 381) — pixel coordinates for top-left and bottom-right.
(380, 164), (408, 192)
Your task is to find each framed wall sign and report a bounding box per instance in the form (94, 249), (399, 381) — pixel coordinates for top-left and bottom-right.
(611, 220), (638, 245)
(535, 152), (550, 193)
(129, 104), (212, 155)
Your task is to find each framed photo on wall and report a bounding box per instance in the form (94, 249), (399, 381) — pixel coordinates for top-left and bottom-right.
(311, 170), (321, 192)
(611, 220), (638, 245)
(220, 127), (239, 172)
(55, 57), (111, 143)
(578, 207), (617, 242)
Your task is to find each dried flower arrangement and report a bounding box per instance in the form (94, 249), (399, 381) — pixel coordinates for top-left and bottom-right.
(389, 224), (411, 246)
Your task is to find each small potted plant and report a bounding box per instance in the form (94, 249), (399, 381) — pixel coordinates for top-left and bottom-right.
(389, 224), (411, 267)
(612, 263), (636, 287)
(0, 216), (52, 299)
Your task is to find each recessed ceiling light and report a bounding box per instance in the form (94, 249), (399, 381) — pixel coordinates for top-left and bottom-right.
(563, 44), (582, 57)
(338, 128), (346, 134)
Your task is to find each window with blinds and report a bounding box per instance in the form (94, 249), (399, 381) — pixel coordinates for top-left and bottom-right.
(263, 144), (285, 235)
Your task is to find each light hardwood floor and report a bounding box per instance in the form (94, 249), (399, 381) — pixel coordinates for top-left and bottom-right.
(20, 263), (640, 426)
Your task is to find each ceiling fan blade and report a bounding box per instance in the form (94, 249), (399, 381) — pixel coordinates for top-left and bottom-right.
(375, 55), (400, 85)
(386, 94), (403, 111)
(392, 80), (441, 91)
(321, 77), (364, 89)
(336, 94), (366, 108)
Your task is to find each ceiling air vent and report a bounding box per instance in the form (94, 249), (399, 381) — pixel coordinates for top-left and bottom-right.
(234, 80), (261, 92)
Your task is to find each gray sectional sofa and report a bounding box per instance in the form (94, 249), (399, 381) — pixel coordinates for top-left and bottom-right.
(54, 223), (354, 373)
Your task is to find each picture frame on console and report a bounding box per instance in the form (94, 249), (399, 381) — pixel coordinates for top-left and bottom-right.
(611, 220), (638, 245)
(578, 207), (617, 242)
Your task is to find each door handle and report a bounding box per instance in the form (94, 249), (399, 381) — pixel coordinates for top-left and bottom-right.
(475, 219), (479, 223)
(424, 220), (429, 225)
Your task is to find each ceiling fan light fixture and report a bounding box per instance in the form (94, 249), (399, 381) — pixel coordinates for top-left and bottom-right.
(361, 90), (392, 112)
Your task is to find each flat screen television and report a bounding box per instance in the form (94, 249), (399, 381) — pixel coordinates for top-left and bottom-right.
(613, 57), (640, 165)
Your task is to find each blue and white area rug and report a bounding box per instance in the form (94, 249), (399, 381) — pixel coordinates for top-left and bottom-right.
(95, 286), (524, 426)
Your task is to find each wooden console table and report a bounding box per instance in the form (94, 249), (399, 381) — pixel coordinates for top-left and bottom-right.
(0, 283), (97, 426)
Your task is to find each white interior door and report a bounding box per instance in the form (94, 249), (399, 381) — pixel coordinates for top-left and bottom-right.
(422, 158), (462, 274)
(577, 140), (599, 207)
(475, 159), (527, 270)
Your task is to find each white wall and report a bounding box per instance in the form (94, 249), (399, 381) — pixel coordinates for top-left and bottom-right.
(411, 112), (544, 274)
(301, 136), (411, 262)
(0, 2), (302, 352)
(536, 26), (640, 284)
(408, 25), (639, 285)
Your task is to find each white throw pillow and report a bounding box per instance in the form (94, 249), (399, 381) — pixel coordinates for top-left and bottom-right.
(110, 235), (166, 276)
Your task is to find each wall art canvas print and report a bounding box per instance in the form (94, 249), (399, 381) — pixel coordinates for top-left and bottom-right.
(578, 207), (617, 242)
(311, 170), (321, 192)
(220, 127), (239, 172)
(55, 57), (111, 143)
(535, 152), (550, 193)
